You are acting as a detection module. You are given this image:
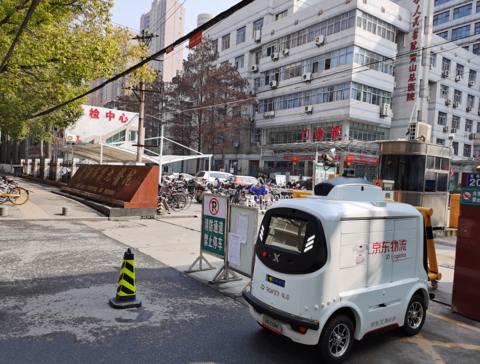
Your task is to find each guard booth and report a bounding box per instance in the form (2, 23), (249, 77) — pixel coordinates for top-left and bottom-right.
(377, 140), (452, 228)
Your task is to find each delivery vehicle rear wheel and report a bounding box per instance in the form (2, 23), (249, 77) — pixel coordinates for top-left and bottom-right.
(403, 294), (426, 336)
(319, 314), (354, 364)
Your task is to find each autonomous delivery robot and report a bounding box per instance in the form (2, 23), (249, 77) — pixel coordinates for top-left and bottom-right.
(243, 177), (433, 364)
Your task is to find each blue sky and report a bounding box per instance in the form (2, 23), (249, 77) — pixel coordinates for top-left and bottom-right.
(111, 0), (239, 58)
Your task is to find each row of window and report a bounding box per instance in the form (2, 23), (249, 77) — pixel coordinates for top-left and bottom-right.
(261, 11), (357, 58)
(264, 121), (389, 145)
(437, 56), (478, 84)
(256, 82), (391, 113)
(258, 46), (393, 86)
(437, 112), (478, 133)
(357, 11), (397, 43)
(218, 18), (265, 52)
(437, 138), (473, 157)
(439, 84), (477, 107)
(436, 19), (480, 42)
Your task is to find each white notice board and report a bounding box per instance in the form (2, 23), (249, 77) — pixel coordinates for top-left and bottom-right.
(228, 205), (258, 278)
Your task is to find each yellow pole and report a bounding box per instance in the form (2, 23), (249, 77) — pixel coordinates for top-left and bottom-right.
(415, 207), (442, 288)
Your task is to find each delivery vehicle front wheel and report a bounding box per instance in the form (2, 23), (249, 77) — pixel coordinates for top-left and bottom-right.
(403, 294), (426, 336)
(318, 314), (354, 364)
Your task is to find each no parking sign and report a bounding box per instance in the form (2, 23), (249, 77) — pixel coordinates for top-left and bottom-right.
(202, 194), (228, 258)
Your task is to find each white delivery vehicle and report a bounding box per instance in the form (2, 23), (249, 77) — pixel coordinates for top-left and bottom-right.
(243, 177), (433, 364)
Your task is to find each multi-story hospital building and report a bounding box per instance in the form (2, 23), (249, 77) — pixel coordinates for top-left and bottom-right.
(200, 0), (479, 183)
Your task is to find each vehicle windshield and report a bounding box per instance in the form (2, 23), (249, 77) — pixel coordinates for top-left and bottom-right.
(195, 172), (205, 177)
(265, 216), (308, 253)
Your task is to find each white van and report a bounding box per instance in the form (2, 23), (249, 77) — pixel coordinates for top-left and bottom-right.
(243, 177), (432, 364)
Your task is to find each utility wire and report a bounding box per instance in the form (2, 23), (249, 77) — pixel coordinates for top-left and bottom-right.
(30, 3), (479, 119)
(30, 0), (256, 119)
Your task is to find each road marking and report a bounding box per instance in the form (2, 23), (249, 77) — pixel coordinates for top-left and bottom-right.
(427, 312), (480, 334)
(400, 334), (480, 364)
(16, 201), (50, 218)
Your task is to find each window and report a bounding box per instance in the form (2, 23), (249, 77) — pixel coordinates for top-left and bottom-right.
(438, 111), (447, 125)
(349, 122), (389, 141)
(468, 95), (475, 108)
(437, 138), (446, 145)
(435, 0), (450, 5)
(442, 57), (451, 71)
(464, 144), (472, 157)
(275, 10), (288, 21)
(440, 85), (449, 99)
(456, 64), (464, 78)
(433, 12), (449, 26)
(463, 45), (470, 51)
(236, 27), (246, 44)
(252, 129), (261, 144)
(358, 11), (396, 42)
(106, 130), (126, 144)
(253, 18), (264, 35)
(222, 34), (230, 51)
(454, 89), (462, 104)
(235, 55), (244, 69)
(453, 141), (459, 155)
(267, 125), (308, 144)
(452, 115), (460, 129)
(265, 216), (307, 253)
(437, 31), (449, 40)
(353, 46), (393, 75)
(254, 77), (260, 91)
(430, 53), (437, 67)
(466, 119), (473, 132)
(213, 39), (218, 53)
(452, 25), (470, 40)
(453, 4), (472, 19)
(476, 22), (480, 34)
(469, 69), (477, 83)
(351, 82), (391, 105)
(478, 2), (480, 13)
(130, 131), (137, 141)
(255, 51), (262, 65)
(478, 121), (480, 132)
(474, 43), (480, 55)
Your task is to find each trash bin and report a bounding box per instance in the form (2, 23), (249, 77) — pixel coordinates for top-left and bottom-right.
(13, 166), (23, 177)
(449, 193), (460, 228)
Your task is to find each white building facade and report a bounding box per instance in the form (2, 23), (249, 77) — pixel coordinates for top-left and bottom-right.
(201, 0), (479, 181)
(140, 0), (185, 82)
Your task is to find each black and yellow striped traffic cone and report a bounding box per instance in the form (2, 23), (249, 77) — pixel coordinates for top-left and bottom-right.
(109, 248), (142, 309)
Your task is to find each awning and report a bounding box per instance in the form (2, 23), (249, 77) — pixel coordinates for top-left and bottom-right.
(55, 143), (212, 165)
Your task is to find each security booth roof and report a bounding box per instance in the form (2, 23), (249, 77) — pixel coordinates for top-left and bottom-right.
(55, 143), (212, 165)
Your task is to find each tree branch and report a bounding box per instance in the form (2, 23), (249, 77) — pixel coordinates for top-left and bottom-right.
(0, 0), (42, 73)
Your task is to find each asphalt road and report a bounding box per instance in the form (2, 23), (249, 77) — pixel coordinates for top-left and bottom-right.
(1, 220), (479, 364)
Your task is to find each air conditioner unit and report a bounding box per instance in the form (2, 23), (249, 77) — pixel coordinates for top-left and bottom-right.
(251, 64), (259, 73)
(467, 106), (472, 112)
(443, 126), (449, 132)
(302, 72), (312, 82)
(442, 70), (449, 78)
(249, 116), (255, 123)
(380, 103), (390, 116)
(264, 111), (275, 118)
(315, 35), (325, 46)
(254, 30), (261, 42)
(66, 134), (76, 143)
(305, 105), (313, 114)
(453, 101), (460, 108)
(271, 52), (279, 61)
(469, 133), (476, 140)
(283, 48), (289, 56)
(269, 80), (277, 88)
(429, 64), (433, 70)
(469, 80), (475, 87)
(451, 128), (458, 133)
(234, 143), (239, 148)
(455, 75), (461, 82)
(249, 90), (256, 96)
(408, 122), (432, 141)
(445, 99), (451, 106)
(255, 142), (261, 146)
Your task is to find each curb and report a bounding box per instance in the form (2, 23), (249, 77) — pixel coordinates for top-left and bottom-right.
(434, 229), (457, 238)
(156, 214), (198, 219)
(0, 217), (109, 222)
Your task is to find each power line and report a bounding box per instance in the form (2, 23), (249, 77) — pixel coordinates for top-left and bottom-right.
(30, 0), (257, 119)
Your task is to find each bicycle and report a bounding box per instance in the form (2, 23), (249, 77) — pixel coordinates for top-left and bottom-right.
(0, 177), (29, 205)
